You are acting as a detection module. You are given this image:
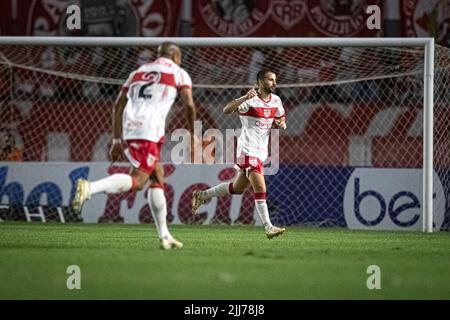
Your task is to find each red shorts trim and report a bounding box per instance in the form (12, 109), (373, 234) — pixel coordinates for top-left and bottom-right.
(235, 154), (264, 175)
(149, 183), (164, 190)
(124, 139), (162, 174)
(254, 192), (266, 200)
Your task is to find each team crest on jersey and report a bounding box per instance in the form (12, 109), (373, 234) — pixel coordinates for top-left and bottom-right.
(271, 0), (306, 30)
(305, 0), (379, 36)
(403, 0), (450, 46)
(263, 109), (271, 118)
(27, 0), (173, 36)
(198, 0), (271, 36)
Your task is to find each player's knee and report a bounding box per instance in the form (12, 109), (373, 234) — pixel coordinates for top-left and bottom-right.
(232, 187), (245, 194)
(153, 176), (164, 185)
(229, 182), (246, 195)
(131, 176), (147, 191)
(134, 181), (146, 191)
(152, 166), (165, 184)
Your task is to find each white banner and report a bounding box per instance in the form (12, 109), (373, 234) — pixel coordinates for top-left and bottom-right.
(344, 168), (446, 231)
(1, 163), (446, 230)
(0, 162), (255, 225)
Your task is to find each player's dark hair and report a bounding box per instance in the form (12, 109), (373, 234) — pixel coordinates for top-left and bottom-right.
(256, 70), (275, 83)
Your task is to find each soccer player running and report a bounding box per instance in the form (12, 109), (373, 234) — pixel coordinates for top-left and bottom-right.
(192, 70), (286, 239)
(72, 42), (197, 250)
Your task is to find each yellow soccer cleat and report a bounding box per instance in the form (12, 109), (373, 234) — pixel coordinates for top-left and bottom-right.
(72, 179), (91, 213)
(191, 190), (206, 215)
(266, 226), (286, 239)
(160, 236), (183, 250)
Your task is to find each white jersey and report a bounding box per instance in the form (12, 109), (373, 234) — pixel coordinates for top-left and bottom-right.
(237, 93), (285, 162)
(121, 57), (192, 142)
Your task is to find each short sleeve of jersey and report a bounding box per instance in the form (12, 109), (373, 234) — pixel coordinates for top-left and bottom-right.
(275, 97), (285, 118)
(176, 68), (192, 89)
(121, 71), (135, 92)
(238, 100), (250, 113)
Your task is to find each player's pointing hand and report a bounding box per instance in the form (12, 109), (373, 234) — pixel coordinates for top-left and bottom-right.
(245, 86), (258, 100)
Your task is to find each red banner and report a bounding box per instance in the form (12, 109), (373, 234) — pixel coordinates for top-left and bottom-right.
(0, 0), (182, 36)
(7, 99), (450, 168)
(0, 0), (25, 35)
(193, 0), (383, 37)
(400, 0), (450, 46)
(0, 1), (10, 35)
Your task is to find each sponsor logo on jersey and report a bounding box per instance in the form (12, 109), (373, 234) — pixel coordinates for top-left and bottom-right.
(255, 120), (273, 129)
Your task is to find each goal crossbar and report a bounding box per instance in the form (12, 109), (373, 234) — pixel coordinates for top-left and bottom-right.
(0, 36), (435, 47)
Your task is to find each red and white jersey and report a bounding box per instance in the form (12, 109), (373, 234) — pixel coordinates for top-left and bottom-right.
(121, 57), (192, 142)
(237, 93), (285, 162)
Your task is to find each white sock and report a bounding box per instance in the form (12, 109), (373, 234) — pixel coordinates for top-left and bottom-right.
(200, 183), (230, 200)
(148, 187), (171, 239)
(255, 200), (273, 230)
(89, 174), (133, 195)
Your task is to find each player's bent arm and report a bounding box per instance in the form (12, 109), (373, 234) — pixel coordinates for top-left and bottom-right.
(179, 87), (197, 135)
(223, 96), (248, 114)
(275, 116), (287, 129)
(223, 86), (257, 114)
(112, 91), (128, 141)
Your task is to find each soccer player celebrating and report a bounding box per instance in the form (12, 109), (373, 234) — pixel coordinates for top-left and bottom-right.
(72, 42), (197, 250)
(192, 70), (286, 239)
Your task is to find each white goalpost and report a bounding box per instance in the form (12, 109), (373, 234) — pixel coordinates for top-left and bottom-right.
(0, 37), (444, 232)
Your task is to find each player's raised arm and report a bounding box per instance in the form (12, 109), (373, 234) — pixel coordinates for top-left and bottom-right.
(223, 86), (257, 114)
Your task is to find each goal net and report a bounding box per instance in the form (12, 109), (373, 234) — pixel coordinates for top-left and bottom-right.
(1, 38), (449, 231)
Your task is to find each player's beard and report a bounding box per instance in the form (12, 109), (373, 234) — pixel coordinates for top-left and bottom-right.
(263, 85), (276, 94)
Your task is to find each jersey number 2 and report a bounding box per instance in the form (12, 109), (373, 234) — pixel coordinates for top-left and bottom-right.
(138, 83), (153, 99)
(138, 71), (160, 99)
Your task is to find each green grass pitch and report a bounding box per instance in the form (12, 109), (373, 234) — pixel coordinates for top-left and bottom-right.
(0, 222), (449, 299)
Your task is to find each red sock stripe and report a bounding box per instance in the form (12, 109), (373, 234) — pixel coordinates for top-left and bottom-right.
(254, 192), (266, 200)
(228, 183), (235, 194)
(131, 176), (138, 191)
(150, 183), (164, 190)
